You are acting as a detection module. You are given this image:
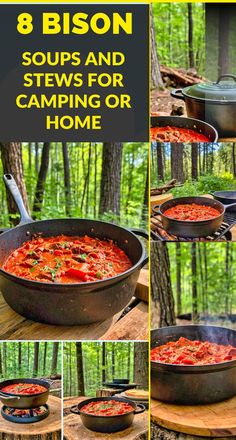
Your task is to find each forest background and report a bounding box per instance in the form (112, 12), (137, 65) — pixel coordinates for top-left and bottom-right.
(64, 342), (148, 398)
(0, 142), (148, 230)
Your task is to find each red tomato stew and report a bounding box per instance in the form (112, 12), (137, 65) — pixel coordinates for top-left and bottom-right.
(151, 337), (236, 365)
(2, 235), (132, 283)
(164, 204), (220, 221)
(80, 400), (134, 416)
(151, 126), (209, 142)
(1, 383), (47, 395)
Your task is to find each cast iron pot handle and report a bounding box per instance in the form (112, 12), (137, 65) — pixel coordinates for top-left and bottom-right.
(3, 174), (33, 226)
(130, 228), (148, 267)
(0, 392), (20, 401)
(170, 89), (185, 101)
(70, 405), (80, 415)
(152, 205), (161, 215)
(38, 378), (54, 386)
(224, 202), (236, 210)
(216, 74), (236, 84)
(134, 403), (146, 414)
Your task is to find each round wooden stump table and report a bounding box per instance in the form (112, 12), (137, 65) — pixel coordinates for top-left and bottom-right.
(151, 397), (236, 440)
(0, 395), (61, 440)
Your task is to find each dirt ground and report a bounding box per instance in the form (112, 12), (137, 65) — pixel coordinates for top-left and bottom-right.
(151, 88), (187, 117)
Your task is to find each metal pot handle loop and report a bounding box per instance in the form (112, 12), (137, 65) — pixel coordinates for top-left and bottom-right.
(130, 229), (148, 267)
(216, 74), (236, 84)
(134, 403), (146, 414)
(70, 405), (80, 415)
(170, 89), (185, 100)
(152, 205), (161, 215)
(0, 392), (20, 401)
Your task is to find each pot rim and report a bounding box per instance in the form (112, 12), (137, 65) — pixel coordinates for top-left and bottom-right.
(159, 196), (224, 225)
(151, 325), (236, 372)
(150, 116), (218, 141)
(0, 378), (50, 397)
(0, 218), (147, 290)
(78, 397), (137, 418)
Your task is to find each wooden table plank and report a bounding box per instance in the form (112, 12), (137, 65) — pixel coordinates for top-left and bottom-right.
(64, 397), (148, 440)
(0, 299), (148, 341)
(100, 302), (148, 341)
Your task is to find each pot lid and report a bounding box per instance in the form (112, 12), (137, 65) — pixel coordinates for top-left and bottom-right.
(183, 74), (236, 102)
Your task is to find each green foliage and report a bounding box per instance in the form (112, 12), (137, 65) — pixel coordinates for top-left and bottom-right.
(0, 342), (61, 380)
(63, 342), (134, 398)
(168, 243), (236, 319)
(172, 174), (236, 197)
(0, 143), (148, 231)
(153, 3), (205, 73)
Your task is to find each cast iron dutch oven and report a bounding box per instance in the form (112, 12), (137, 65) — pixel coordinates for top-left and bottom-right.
(151, 116), (218, 142)
(0, 174), (148, 325)
(151, 325), (236, 405)
(70, 397), (145, 433)
(153, 196), (236, 238)
(171, 74), (236, 137)
(0, 378), (51, 409)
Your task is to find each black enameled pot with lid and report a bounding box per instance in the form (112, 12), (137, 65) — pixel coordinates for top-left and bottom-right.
(171, 74), (236, 137)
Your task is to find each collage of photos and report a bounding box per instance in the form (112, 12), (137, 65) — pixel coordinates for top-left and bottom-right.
(0, 2), (235, 440)
(151, 3), (236, 440)
(0, 142), (149, 439)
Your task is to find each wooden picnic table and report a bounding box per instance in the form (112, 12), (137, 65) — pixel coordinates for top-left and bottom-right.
(0, 269), (148, 341)
(63, 396), (148, 440)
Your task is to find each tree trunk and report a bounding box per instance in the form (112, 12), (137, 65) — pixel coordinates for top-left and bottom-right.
(191, 143), (198, 180)
(171, 144), (184, 183)
(99, 143), (122, 218)
(32, 142), (50, 216)
(134, 343), (148, 389)
(43, 342), (47, 374)
(3, 344), (7, 376)
(0, 142), (30, 225)
(76, 342), (85, 396)
(218, 10), (230, 76)
(150, 5), (163, 89)
(176, 243), (182, 316)
(102, 342), (106, 383)
(191, 243), (199, 323)
(232, 143), (236, 178)
(157, 144), (164, 181)
(18, 343), (22, 370)
(0, 347), (3, 377)
(51, 342), (59, 374)
(142, 162), (149, 224)
(187, 4), (194, 68)
(151, 242), (176, 328)
(33, 342), (39, 377)
(112, 344), (115, 379)
(225, 242), (230, 314)
(62, 142), (72, 217)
